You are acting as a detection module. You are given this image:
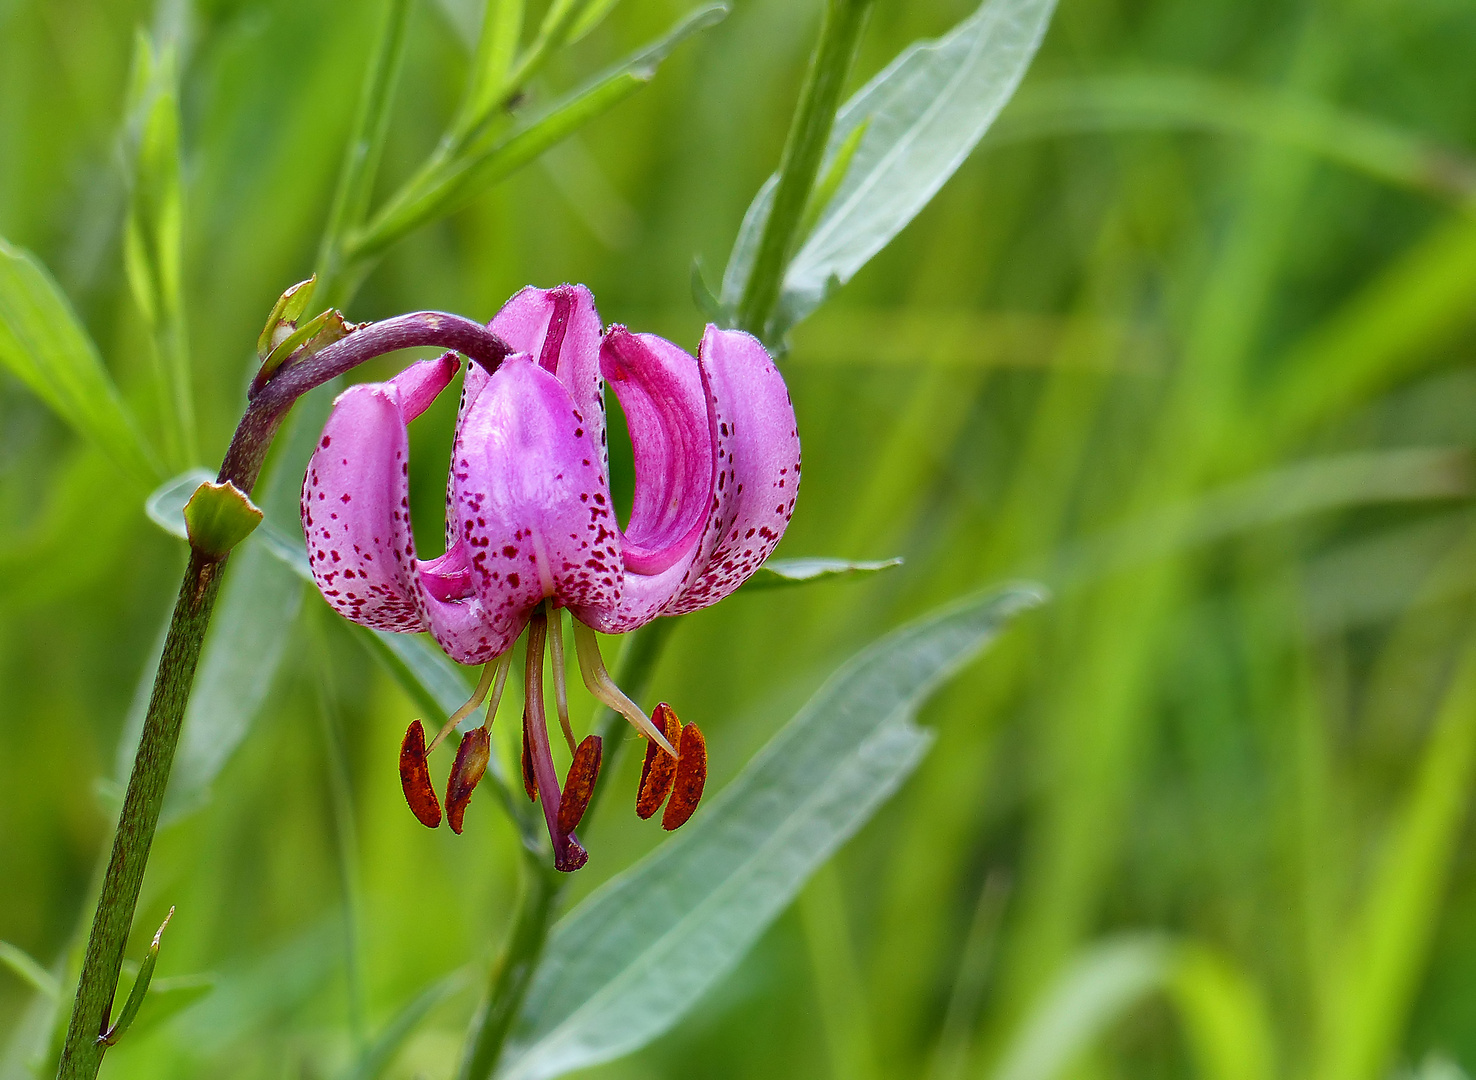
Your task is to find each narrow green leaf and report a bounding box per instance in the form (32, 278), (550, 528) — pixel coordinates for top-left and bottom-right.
(740, 555), (903, 591)
(122, 30), (195, 468)
(0, 941), (59, 1001)
(1312, 638), (1476, 1080)
(351, 4), (727, 259)
(1167, 946), (1277, 1080)
(256, 275), (318, 359)
(502, 584), (1046, 1080)
(992, 936), (1172, 1080)
(567, 0), (619, 43)
(145, 469), (220, 541)
(99, 907), (174, 1047)
(991, 73), (1476, 202)
(117, 974), (214, 1040)
(0, 237), (159, 483)
(722, 0), (1057, 334)
(989, 935), (1275, 1080)
(342, 968), (472, 1080)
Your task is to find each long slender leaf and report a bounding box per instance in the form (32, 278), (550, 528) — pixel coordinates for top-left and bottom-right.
(990, 74), (1476, 202)
(0, 238), (159, 483)
(722, 0), (1057, 332)
(0, 941), (58, 1001)
(501, 584), (1045, 1080)
(1312, 636), (1476, 1080)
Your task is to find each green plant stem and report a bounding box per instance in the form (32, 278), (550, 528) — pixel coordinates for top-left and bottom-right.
(454, 618), (676, 1080)
(736, 0), (873, 340)
(54, 551), (224, 1080)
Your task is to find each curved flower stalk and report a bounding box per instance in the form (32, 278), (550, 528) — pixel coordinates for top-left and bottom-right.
(301, 285), (800, 870)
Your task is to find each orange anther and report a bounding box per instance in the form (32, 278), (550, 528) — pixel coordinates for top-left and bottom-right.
(558, 735), (603, 834)
(636, 703), (682, 820)
(399, 720), (442, 829)
(662, 722), (707, 831)
(445, 727), (491, 834)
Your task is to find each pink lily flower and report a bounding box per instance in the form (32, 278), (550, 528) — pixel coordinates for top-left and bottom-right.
(301, 285), (799, 869)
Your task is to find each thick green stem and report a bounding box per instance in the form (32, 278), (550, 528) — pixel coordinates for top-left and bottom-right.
(736, 0), (873, 340)
(55, 551), (225, 1080)
(455, 618), (676, 1080)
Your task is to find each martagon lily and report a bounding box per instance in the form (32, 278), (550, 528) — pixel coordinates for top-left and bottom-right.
(300, 285), (800, 870)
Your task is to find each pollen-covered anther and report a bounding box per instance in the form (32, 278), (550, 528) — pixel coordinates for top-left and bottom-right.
(399, 720), (442, 829)
(445, 727), (491, 834)
(662, 721), (707, 831)
(636, 702), (682, 820)
(557, 735), (603, 834)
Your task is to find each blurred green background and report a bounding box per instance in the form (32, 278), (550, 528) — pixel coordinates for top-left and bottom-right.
(5, 0), (1476, 1078)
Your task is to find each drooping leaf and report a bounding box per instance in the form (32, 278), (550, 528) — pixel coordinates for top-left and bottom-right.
(991, 936), (1172, 1080)
(342, 967), (472, 1080)
(0, 941), (58, 1001)
(0, 237), (159, 483)
(501, 584), (1046, 1080)
(721, 0), (1057, 334)
(740, 555), (903, 591)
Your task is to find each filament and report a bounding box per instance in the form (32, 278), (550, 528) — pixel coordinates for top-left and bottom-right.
(480, 649), (513, 731)
(427, 657), (499, 754)
(571, 621), (676, 755)
(545, 600), (576, 754)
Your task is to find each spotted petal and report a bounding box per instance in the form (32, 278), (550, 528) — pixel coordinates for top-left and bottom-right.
(450, 354), (621, 632)
(573, 327), (717, 633)
(302, 355), (512, 664)
(664, 326), (801, 614)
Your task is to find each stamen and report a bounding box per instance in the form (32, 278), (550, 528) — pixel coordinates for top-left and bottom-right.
(557, 735), (603, 834)
(545, 600), (576, 754)
(427, 658), (500, 755)
(399, 720), (442, 829)
(482, 649), (513, 728)
(662, 722), (708, 831)
(636, 702), (682, 820)
(520, 723), (537, 801)
(445, 727), (491, 834)
(570, 622), (677, 755)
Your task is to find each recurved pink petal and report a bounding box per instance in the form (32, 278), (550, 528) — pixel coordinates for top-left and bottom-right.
(302, 355), (514, 665)
(450, 354), (621, 632)
(664, 326), (800, 614)
(600, 327), (713, 576)
(489, 284), (606, 465)
(302, 356), (455, 632)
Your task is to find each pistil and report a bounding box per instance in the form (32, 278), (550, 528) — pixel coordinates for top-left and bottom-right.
(545, 600), (577, 753)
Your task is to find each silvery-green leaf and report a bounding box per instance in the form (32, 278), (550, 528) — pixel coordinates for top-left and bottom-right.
(146, 469), (215, 540)
(721, 0), (1056, 331)
(781, 0), (1056, 328)
(501, 584), (1046, 1080)
(740, 556), (903, 591)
